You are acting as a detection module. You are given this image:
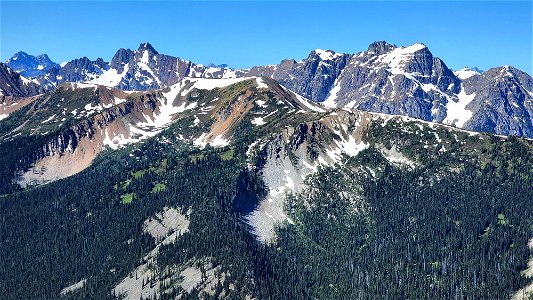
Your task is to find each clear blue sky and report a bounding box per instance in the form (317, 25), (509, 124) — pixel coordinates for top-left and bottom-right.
(1, 1), (532, 75)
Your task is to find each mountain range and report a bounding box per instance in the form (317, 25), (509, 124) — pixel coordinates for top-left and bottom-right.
(3, 41), (533, 138)
(1, 42), (532, 300)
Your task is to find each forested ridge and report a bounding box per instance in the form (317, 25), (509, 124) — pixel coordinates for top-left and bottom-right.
(0, 98), (532, 299)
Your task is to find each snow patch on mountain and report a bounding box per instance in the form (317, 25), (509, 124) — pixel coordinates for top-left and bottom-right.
(90, 65), (129, 87)
(454, 67), (481, 80)
(383, 43), (426, 75)
(136, 50), (161, 85)
(323, 79), (342, 108)
(137, 84), (195, 129)
(101, 92), (193, 151)
(193, 133), (208, 148)
(443, 86), (476, 128)
(19, 75), (34, 85)
(211, 135), (230, 147)
(180, 77), (253, 96)
(255, 77), (269, 89)
(282, 87), (326, 112)
(251, 117), (266, 126)
(192, 132), (231, 148)
(326, 135), (368, 161)
(314, 49), (343, 61)
(114, 96), (127, 105)
(102, 128), (137, 150)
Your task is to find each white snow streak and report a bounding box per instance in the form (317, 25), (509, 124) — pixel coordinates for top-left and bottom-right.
(180, 77), (252, 96)
(454, 68), (481, 80)
(255, 77), (269, 89)
(443, 85), (476, 128)
(90, 65), (129, 87)
(314, 49), (343, 61)
(383, 43), (426, 75)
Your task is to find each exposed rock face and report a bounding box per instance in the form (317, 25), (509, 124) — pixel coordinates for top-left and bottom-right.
(0, 95), (40, 121)
(9, 77), (280, 185)
(58, 57), (109, 83)
(0, 63), (43, 96)
(242, 41), (533, 137)
(246, 49), (352, 101)
(35, 43), (246, 92)
(462, 66), (533, 136)
(110, 48), (134, 73)
(245, 109), (372, 242)
(5, 52), (60, 78)
(321, 42), (460, 122)
(6, 85), (169, 185)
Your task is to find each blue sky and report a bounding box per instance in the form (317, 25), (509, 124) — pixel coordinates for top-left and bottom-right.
(1, 1), (532, 74)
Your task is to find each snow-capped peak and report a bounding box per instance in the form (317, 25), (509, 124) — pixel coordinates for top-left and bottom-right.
(454, 67), (482, 80)
(382, 43), (427, 74)
(313, 49), (343, 61)
(404, 43), (427, 53)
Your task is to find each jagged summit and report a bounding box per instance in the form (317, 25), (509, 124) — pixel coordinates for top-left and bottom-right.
(6, 51), (34, 63)
(366, 41), (430, 56)
(310, 49), (345, 61)
(367, 41), (396, 54)
(110, 48), (134, 71)
(5, 51), (60, 78)
(137, 42), (158, 54)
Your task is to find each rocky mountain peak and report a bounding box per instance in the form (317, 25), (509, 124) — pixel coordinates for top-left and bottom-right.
(367, 41), (396, 55)
(467, 66), (483, 73)
(64, 57), (91, 68)
(110, 48), (134, 70)
(279, 59), (297, 67)
(5, 51), (60, 78)
(454, 67), (483, 80)
(137, 42), (158, 55)
(36, 53), (52, 62)
(8, 51), (31, 62)
(310, 49), (344, 61)
(94, 57), (108, 68)
(481, 66), (526, 84)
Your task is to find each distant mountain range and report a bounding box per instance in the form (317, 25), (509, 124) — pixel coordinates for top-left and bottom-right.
(2, 41), (533, 138)
(5, 51), (60, 78)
